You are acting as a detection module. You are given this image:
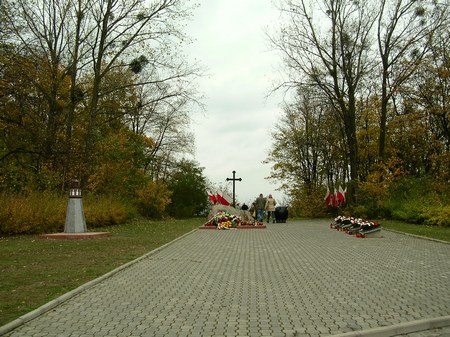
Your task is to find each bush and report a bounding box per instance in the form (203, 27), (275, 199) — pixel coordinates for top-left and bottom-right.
(384, 176), (450, 226)
(166, 159), (209, 218)
(0, 192), (136, 235)
(350, 205), (370, 219)
(0, 192), (66, 235)
(135, 180), (172, 219)
(422, 204), (450, 227)
(357, 181), (390, 219)
(83, 194), (137, 228)
(289, 187), (329, 218)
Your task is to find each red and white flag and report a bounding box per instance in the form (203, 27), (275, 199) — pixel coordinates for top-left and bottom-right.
(337, 185), (346, 204)
(207, 192), (217, 204)
(222, 191), (233, 205)
(333, 190), (340, 207)
(216, 193), (230, 206)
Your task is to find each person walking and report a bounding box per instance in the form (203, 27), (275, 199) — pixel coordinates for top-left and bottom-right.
(254, 193), (266, 223)
(265, 194), (277, 223)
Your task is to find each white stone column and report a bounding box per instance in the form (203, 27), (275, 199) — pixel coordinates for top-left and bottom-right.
(64, 181), (87, 233)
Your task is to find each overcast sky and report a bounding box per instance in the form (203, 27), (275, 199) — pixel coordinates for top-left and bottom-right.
(184, 0), (287, 206)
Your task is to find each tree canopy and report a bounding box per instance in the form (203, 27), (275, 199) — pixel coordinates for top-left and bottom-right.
(268, 0), (449, 222)
(0, 0), (206, 218)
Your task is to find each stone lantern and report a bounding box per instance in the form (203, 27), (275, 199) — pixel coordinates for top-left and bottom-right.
(64, 179), (87, 233)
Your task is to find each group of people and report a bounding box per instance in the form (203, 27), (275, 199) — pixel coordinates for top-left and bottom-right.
(245, 193), (277, 223)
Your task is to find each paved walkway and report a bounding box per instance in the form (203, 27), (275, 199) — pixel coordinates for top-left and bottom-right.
(1, 219), (450, 337)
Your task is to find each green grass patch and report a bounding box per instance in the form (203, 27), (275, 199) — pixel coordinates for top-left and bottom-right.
(0, 218), (202, 326)
(382, 219), (450, 242)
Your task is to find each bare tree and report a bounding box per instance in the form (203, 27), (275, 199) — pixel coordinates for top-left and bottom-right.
(376, 0), (442, 160)
(268, 88), (329, 190)
(2, 0), (74, 160)
(401, 11), (450, 179)
(124, 54), (203, 180)
(65, 0), (94, 151)
(1, 0), (96, 188)
(270, 0), (377, 202)
(2, 0), (201, 187)
(82, 0), (197, 184)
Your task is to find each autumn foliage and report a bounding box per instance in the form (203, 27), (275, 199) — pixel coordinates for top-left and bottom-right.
(267, 0), (450, 226)
(0, 0), (207, 235)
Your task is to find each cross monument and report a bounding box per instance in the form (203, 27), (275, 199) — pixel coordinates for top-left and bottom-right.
(226, 170), (242, 208)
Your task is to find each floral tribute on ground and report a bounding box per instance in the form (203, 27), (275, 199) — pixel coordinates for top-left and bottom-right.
(330, 216), (382, 238)
(201, 211), (265, 230)
(200, 196), (266, 230)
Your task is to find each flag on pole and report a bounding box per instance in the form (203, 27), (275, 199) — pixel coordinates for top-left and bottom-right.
(337, 185), (346, 204)
(333, 190), (340, 207)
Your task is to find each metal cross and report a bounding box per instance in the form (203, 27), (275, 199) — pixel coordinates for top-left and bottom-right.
(226, 170), (242, 208)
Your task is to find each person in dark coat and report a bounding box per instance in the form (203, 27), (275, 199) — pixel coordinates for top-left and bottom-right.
(254, 193), (266, 223)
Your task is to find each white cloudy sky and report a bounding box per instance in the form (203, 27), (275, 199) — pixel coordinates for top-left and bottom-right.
(184, 0), (287, 206)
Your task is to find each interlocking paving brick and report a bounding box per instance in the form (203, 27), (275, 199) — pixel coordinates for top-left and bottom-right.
(2, 220), (450, 337)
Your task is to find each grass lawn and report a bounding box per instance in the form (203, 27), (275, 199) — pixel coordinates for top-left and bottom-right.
(1, 217), (448, 327)
(0, 218), (202, 327)
(381, 219), (450, 242)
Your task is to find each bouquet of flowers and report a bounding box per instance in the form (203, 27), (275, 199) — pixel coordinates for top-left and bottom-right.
(331, 215), (382, 237)
(331, 216), (355, 230)
(358, 220), (380, 232)
(204, 211), (241, 230)
(345, 218), (364, 234)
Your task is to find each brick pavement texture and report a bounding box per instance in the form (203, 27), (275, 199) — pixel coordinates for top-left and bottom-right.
(2, 219), (450, 337)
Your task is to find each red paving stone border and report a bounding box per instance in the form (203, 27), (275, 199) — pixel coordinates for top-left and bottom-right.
(39, 232), (111, 239)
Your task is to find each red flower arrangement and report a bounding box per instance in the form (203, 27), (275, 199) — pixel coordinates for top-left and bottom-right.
(331, 216), (381, 237)
(203, 211), (264, 230)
